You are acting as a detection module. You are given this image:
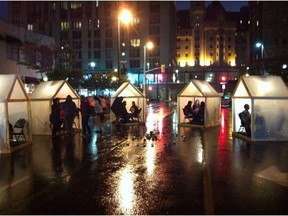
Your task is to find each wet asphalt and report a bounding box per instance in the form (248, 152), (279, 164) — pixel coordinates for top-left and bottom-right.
(0, 103), (288, 215)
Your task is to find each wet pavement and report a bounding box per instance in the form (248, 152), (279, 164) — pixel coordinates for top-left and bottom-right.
(0, 103), (288, 214)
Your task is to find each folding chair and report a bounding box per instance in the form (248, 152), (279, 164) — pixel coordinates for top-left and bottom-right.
(10, 118), (27, 143)
(238, 113), (246, 133)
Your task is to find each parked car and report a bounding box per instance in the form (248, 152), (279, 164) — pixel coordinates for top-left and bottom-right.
(221, 95), (232, 108)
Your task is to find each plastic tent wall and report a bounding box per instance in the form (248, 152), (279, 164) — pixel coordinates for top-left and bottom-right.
(177, 79), (221, 127)
(0, 74), (32, 154)
(110, 82), (146, 123)
(29, 80), (81, 135)
(232, 76), (288, 141)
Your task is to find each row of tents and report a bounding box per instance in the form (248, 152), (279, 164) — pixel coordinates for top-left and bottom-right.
(1, 74), (288, 153)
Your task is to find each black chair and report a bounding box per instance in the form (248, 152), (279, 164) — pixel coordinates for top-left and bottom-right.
(10, 118), (27, 143)
(238, 113), (246, 133)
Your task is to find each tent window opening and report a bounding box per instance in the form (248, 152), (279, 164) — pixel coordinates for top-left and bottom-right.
(6, 43), (19, 61)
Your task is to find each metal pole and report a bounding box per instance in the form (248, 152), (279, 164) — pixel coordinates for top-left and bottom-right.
(117, 18), (120, 78)
(143, 45), (146, 97)
(261, 44), (264, 76)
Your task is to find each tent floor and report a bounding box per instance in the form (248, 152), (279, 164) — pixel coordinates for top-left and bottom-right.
(178, 123), (204, 128)
(119, 121), (145, 126)
(232, 132), (251, 142)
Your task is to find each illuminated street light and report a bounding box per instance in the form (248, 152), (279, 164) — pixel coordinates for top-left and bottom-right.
(117, 8), (132, 78)
(256, 42), (264, 59)
(143, 41), (154, 97)
(282, 64), (287, 69)
(256, 42), (265, 75)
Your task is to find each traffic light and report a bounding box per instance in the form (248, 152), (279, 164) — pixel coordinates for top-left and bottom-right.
(161, 64), (165, 73)
(221, 76), (226, 82)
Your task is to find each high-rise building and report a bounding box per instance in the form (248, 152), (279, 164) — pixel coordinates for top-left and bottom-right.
(176, 1), (244, 91)
(249, 1), (288, 72)
(8, 1), (177, 88)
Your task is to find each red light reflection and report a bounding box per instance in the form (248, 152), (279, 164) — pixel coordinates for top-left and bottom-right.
(215, 108), (230, 182)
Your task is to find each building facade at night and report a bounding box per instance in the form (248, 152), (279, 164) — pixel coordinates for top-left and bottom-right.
(176, 1), (250, 93)
(249, 1), (288, 79)
(0, 18), (55, 93)
(8, 1), (177, 90)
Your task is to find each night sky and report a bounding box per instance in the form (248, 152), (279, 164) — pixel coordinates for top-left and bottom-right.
(0, 1), (248, 19)
(176, 1), (248, 11)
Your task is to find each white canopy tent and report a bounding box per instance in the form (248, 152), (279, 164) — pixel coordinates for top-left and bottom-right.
(0, 74), (32, 154)
(177, 79), (221, 127)
(110, 82), (146, 123)
(232, 75), (288, 141)
(29, 80), (81, 135)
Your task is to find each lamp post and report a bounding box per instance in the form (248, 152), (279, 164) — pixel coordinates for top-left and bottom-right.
(143, 41), (154, 97)
(256, 42), (264, 76)
(117, 8), (132, 78)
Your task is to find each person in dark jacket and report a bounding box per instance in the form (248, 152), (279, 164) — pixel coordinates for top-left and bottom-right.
(63, 95), (77, 135)
(50, 97), (62, 137)
(191, 101), (205, 125)
(80, 95), (92, 136)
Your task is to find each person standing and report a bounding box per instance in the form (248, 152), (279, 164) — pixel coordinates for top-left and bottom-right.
(240, 104), (251, 137)
(50, 98), (62, 137)
(94, 96), (104, 133)
(63, 95), (77, 136)
(80, 95), (92, 136)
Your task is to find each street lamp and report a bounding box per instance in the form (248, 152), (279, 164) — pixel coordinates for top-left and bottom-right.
(256, 42), (264, 59)
(256, 42), (265, 75)
(143, 41), (154, 97)
(117, 8), (132, 78)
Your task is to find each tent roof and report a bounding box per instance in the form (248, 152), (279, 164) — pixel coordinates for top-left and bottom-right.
(112, 82), (144, 98)
(30, 80), (79, 100)
(0, 74), (28, 102)
(233, 76), (288, 98)
(178, 79), (219, 97)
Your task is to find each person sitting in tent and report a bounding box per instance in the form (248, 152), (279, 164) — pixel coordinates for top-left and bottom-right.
(191, 101), (205, 125)
(111, 97), (123, 118)
(183, 101), (194, 118)
(129, 101), (139, 118)
(239, 104), (251, 137)
(110, 97), (130, 123)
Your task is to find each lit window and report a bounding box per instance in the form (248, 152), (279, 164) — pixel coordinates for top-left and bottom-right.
(27, 24), (33, 31)
(61, 21), (70, 30)
(71, 2), (82, 9)
(72, 21), (82, 29)
(130, 39), (140, 47)
(133, 17), (140, 25)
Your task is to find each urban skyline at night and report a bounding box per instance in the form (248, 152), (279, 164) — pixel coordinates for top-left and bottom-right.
(0, 1), (248, 19)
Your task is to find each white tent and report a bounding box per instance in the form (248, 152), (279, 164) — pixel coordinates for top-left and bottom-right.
(110, 82), (146, 124)
(177, 79), (221, 127)
(29, 80), (81, 135)
(232, 75), (288, 141)
(0, 74), (32, 154)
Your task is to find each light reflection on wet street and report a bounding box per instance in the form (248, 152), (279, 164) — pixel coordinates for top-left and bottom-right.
(0, 102), (288, 214)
